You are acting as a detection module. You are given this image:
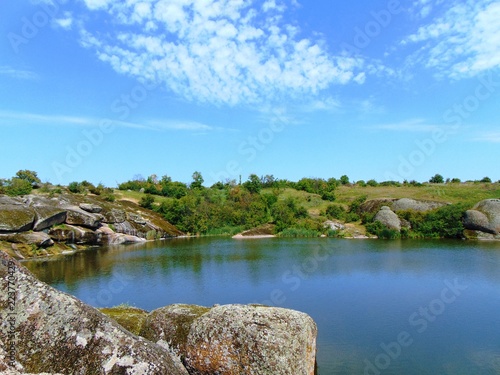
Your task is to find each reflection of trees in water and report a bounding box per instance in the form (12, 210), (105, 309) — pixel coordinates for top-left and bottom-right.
(23, 239), (500, 295)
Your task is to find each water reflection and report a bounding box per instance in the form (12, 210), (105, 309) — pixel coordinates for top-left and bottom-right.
(23, 238), (500, 375)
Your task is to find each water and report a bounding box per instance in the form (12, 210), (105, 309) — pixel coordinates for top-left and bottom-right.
(24, 238), (500, 374)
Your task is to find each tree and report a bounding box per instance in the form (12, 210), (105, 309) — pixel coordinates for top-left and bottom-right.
(190, 171), (204, 189)
(480, 177), (492, 183)
(340, 175), (350, 185)
(243, 174), (262, 194)
(429, 174), (444, 184)
(15, 169), (41, 186)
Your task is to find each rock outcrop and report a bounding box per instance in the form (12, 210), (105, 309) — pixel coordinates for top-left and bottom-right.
(183, 304), (317, 375)
(374, 206), (402, 231)
(463, 199), (500, 239)
(0, 192), (184, 258)
(391, 198), (447, 212)
(0, 250), (189, 375)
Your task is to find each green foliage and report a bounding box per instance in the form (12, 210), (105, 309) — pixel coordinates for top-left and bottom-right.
(5, 178), (33, 196)
(139, 194), (155, 209)
(278, 227), (321, 238)
(190, 171), (204, 190)
(271, 198), (308, 232)
(398, 203), (468, 239)
(243, 174), (262, 194)
(365, 221), (401, 239)
(429, 174), (444, 184)
(321, 191), (336, 202)
(366, 179), (379, 187)
(68, 181), (84, 194)
(340, 175), (350, 185)
(325, 204), (346, 220)
(450, 178), (461, 184)
(15, 170), (41, 186)
(480, 177), (492, 183)
(356, 180), (367, 187)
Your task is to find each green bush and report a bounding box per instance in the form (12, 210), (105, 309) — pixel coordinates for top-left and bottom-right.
(68, 181), (84, 193)
(366, 221), (401, 239)
(139, 194), (155, 209)
(5, 178), (33, 196)
(325, 204), (346, 220)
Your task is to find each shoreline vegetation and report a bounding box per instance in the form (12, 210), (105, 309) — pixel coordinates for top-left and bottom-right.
(1, 170), (499, 260)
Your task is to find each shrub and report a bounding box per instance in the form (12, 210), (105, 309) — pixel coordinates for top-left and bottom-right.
(139, 194), (155, 209)
(15, 170), (41, 186)
(68, 181), (84, 193)
(366, 179), (379, 187)
(429, 174), (444, 184)
(5, 178), (33, 196)
(325, 204), (346, 220)
(321, 191), (336, 202)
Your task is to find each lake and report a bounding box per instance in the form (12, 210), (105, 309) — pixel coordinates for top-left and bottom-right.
(24, 238), (500, 374)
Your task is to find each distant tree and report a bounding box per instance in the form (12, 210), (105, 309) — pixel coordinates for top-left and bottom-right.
(261, 175), (277, 188)
(450, 178), (461, 184)
(68, 181), (83, 193)
(243, 174), (262, 194)
(480, 177), (492, 183)
(325, 204), (346, 220)
(190, 171), (204, 189)
(429, 174), (444, 184)
(15, 170), (41, 186)
(340, 175), (350, 185)
(366, 179), (379, 187)
(356, 180), (367, 187)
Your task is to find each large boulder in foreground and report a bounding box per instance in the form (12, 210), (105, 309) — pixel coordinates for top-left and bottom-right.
(140, 304), (211, 357)
(183, 304), (317, 375)
(374, 206), (401, 231)
(0, 251), (189, 375)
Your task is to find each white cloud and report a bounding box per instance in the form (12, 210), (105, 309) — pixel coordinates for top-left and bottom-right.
(0, 111), (218, 132)
(76, 0), (367, 106)
(369, 119), (444, 132)
(0, 66), (38, 80)
(53, 12), (73, 30)
(473, 131), (500, 143)
(403, 0), (500, 78)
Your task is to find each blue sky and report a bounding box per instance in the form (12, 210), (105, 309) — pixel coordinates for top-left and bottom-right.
(1, 0), (499, 187)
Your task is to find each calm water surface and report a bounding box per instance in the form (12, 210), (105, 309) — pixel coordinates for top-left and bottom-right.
(24, 238), (500, 374)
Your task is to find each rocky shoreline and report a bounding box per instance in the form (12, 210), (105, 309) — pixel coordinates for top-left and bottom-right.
(0, 193), (184, 260)
(0, 250), (317, 375)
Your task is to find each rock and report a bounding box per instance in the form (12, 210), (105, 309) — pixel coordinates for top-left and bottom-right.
(392, 198), (446, 212)
(65, 207), (102, 229)
(140, 304), (211, 357)
(374, 206), (401, 231)
(0, 196), (24, 205)
(472, 199), (500, 234)
(463, 210), (496, 234)
(0, 232), (54, 247)
(0, 251), (189, 375)
(464, 230), (500, 240)
(103, 208), (126, 224)
(48, 224), (101, 245)
(183, 304), (317, 375)
(32, 206), (66, 232)
(359, 198), (397, 214)
(79, 203), (102, 214)
(324, 220), (345, 231)
(107, 233), (146, 245)
(0, 205), (35, 233)
(128, 213), (147, 225)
